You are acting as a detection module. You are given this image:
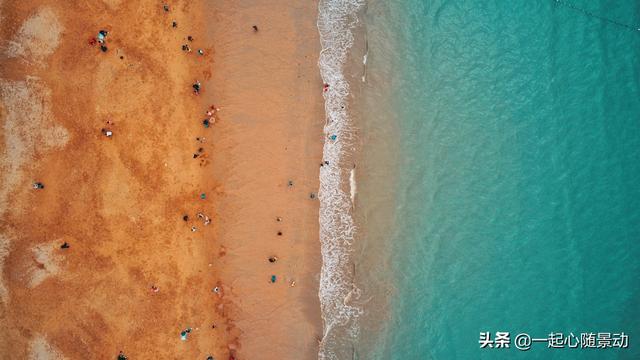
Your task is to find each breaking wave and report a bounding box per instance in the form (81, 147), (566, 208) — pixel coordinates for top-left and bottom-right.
(317, 0), (365, 359)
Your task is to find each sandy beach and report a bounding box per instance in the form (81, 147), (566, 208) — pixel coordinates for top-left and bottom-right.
(0, 0), (323, 359)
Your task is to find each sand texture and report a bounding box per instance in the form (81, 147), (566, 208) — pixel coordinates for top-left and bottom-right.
(0, 0), (323, 359)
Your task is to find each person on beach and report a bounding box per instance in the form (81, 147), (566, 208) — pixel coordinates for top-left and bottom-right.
(268, 256), (278, 263)
(96, 29), (108, 52)
(117, 351), (127, 360)
(207, 105), (221, 125)
(197, 212), (211, 225)
(211, 286), (224, 297)
(193, 80), (201, 94)
(97, 30), (107, 44)
(180, 328), (192, 341)
(252, 25), (258, 32)
(60, 242), (70, 249)
(32, 182), (45, 189)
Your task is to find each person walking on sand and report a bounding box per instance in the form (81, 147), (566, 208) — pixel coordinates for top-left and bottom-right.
(101, 128), (113, 137)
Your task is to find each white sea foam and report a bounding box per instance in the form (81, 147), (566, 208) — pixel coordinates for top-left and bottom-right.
(317, 0), (365, 359)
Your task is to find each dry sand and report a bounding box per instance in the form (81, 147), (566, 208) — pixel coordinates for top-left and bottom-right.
(0, 0), (323, 359)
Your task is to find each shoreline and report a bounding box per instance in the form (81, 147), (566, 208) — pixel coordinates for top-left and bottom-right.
(316, 0), (402, 357)
(316, 0), (366, 358)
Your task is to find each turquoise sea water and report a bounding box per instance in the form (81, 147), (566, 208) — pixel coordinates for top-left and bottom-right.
(361, 1), (640, 359)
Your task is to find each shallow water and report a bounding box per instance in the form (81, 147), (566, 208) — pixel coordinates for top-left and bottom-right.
(354, 1), (640, 359)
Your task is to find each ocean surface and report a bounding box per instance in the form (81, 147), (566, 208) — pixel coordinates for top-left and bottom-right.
(322, 0), (640, 359)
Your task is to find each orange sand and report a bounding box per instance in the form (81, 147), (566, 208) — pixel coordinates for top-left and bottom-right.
(0, 0), (323, 359)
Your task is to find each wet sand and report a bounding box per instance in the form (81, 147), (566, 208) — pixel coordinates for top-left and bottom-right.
(206, 0), (324, 358)
(0, 0), (322, 359)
